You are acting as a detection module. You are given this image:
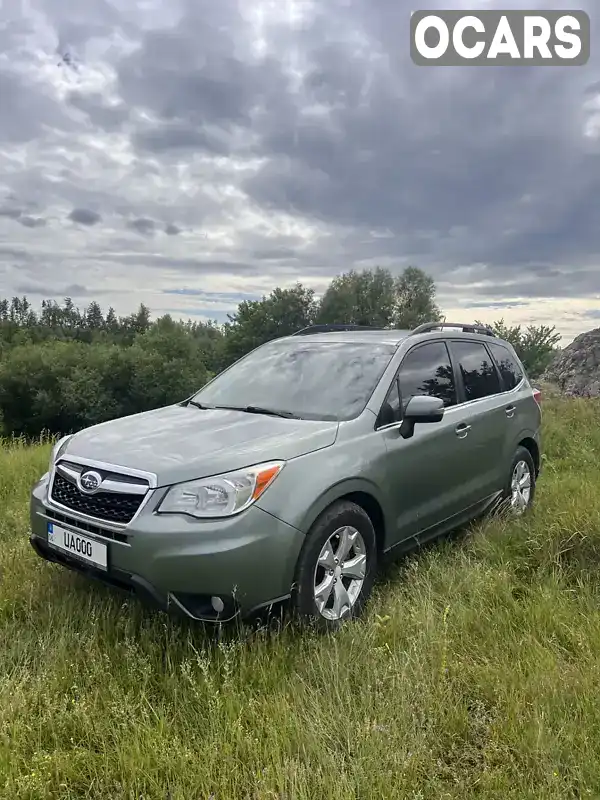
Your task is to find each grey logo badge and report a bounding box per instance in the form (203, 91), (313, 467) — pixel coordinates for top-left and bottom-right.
(410, 10), (590, 66)
(78, 470), (102, 494)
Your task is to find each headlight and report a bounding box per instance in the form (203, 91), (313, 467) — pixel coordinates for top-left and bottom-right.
(48, 434), (72, 472)
(157, 461), (285, 519)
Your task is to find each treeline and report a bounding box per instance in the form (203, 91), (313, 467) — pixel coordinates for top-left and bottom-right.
(0, 267), (560, 439)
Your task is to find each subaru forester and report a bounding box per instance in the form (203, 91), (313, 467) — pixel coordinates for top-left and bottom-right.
(29, 322), (542, 627)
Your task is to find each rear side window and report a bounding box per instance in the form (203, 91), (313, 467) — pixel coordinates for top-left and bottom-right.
(488, 342), (524, 391)
(450, 340), (502, 401)
(398, 342), (457, 408)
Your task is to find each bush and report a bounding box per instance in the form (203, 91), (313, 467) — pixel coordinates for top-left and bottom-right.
(0, 332), (209, 438)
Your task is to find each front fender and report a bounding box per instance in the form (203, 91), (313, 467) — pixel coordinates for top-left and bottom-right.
(298, 477), (390, 537)
(255, 427), (392, 536)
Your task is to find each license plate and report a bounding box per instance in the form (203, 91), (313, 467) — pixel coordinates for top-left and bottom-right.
(47, 522), (108, 570)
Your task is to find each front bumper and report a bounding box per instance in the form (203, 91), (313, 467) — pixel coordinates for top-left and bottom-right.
(30, 476), (305, 622)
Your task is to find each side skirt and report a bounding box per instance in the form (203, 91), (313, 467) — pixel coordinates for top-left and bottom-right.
(381, 491), (503, 563)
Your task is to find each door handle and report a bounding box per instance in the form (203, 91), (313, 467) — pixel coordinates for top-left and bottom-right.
(505, 405), (516, 418)
(455, 423), (471, 438)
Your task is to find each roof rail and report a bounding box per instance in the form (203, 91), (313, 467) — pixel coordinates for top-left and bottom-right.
(410, 322), (496, 337)
(292, 324), (387, 336)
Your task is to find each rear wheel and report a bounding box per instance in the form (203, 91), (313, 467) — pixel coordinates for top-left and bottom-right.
(292, 500), (378, 629)
(505, 446), (536, 515)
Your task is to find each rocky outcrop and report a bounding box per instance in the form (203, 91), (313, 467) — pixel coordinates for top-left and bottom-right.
(542, 327), (600, 398)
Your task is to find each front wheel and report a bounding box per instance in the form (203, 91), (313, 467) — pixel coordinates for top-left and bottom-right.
(292, 500), (378, 629)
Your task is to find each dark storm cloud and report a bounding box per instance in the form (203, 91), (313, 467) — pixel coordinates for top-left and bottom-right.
(117, 5), (293, 153)
(15, 281), (88, 296)
(443, 264), (600, 299)
(164, 288), (259, 302)
(126, 217), (156, 236)
(132, 123), (232, 156)
(0, 245), (31, 261)
(101, 0), (600, 301)
(117, 26), (275, 126)
(94, 253), (260, 275)
(18, 216), (47, 228)
(164, 223), (181, 236)
(237, 0), (600, 289)
(246, 23), (600, 282)
(251, 247), (299, 261)
(0, 207), (23, 220)
(69, 208), (102, 226)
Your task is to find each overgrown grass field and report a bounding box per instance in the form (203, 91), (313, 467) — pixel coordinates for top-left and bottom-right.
(1, 395), (600, 799)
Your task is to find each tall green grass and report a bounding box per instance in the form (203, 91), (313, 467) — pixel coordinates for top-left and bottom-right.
(1, 397), (600, 799)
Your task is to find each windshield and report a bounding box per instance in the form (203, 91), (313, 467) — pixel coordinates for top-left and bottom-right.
(191, 340), (396, 421)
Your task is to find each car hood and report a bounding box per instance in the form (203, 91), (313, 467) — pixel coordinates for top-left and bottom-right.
(61, 404), (339, 486)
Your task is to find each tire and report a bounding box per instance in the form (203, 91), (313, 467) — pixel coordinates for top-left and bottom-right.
(292, 500), (378, 629)
(503, 446), (536, 516)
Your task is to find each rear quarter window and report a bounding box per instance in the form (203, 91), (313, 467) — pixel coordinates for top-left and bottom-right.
(487, 342), (524, 391)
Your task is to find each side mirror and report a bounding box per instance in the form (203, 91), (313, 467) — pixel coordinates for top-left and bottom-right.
(400, 395), (444, 439)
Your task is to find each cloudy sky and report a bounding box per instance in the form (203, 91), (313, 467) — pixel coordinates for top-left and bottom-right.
(0, 0), (599, 342)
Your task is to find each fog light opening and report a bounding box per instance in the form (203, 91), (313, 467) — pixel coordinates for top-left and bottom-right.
(211, 595), (225, 614)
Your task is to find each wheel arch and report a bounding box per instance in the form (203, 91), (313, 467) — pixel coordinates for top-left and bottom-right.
(300, 479), (389, 555)
(516, 435), (540, 477)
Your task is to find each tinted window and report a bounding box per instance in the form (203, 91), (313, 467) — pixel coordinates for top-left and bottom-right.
(488, 342), (523, 391)
(398, 342), (457, 408)
(191, 340), (396, 421)
(451, 341), (502, 401)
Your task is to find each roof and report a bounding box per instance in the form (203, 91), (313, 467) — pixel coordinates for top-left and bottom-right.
(279, 322), (500, 347)
(281, 329), (411, 346)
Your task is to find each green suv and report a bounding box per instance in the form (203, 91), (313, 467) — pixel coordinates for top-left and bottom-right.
(29, 322), (542, 626)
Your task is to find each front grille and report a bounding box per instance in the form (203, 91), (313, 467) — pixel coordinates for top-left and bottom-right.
(45, 508), (129, 544)
(50, 473), (143, 524)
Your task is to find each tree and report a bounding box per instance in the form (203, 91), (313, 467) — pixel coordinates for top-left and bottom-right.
(477, 318), (561, 378)
(84, 301), (105, 331)
(393, 266), (442, 329)
(8, 296), (36, 327)
(182, 318), (225, 375)
(316, 267), (396, 327)
(118, 303), (152, 342)
(316, 266), (442, 330)
(105, 307), (119, 333)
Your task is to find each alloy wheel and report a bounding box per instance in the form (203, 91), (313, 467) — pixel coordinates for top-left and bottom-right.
(510, 459), (532, 514)
(313, 525), (367, 621)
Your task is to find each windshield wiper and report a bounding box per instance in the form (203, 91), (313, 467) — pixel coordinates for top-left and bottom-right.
(186, 400), (214, 410)
(213, 405), (300, 419)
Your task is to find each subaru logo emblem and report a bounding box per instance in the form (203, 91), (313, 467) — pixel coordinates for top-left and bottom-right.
(78, 470), (102, 494)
